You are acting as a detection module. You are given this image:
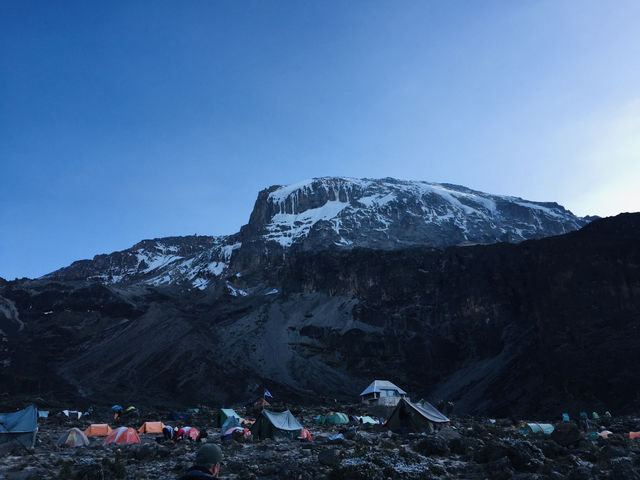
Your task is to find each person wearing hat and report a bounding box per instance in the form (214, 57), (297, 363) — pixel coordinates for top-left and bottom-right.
(179, 444), (223, 479)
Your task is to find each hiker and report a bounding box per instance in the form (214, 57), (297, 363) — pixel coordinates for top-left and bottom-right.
(163, 425), (174, 441)
(444, 401), (454, 416)
(196, 429), (208, 443)
(179, 444), (223, 479)
(174, 426), (197, 442)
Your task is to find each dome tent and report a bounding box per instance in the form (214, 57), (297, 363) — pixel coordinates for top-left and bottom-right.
(56, 428), (89, 447)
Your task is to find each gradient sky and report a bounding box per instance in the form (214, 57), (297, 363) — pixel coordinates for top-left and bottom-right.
(2, 1), (640, 279)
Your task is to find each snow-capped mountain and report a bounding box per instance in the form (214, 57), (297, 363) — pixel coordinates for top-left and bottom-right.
(243, 177), (590, 250)
(44, 177), (592, 289)
(44, 235), (242, 289)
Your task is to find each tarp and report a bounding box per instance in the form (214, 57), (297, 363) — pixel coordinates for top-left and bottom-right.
(0, 405), (38, 449)
(519, 423), (554, 435)
(357, 416), (378, 425)
(138, 422), (165, 434)
(56, 428), (89, 447)
(105, 427), (140, 445)
(85, 424), (112, 436)
(61, 410), (83, 419)
(213, 408), (242, 427)
(250, 409), (303, 440)
(386, 398), (449, 434)
(168, 412), (188, 422)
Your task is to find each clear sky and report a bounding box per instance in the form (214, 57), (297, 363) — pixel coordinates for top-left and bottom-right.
(2, 1), (640, 280)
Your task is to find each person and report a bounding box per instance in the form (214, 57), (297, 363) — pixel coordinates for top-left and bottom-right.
(179, 444), (223, 479)
(163, 425), (174, 441)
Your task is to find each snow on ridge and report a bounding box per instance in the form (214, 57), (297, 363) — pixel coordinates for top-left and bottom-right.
(219, 242), (241, 261)
(227, 282), (248, 297)
(265, 200), (350, 247)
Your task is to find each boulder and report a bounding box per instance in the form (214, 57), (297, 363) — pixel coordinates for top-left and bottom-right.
(551, 422), (581, 446)
(318, 448), (341, 466)
(414, 435), (450, 456)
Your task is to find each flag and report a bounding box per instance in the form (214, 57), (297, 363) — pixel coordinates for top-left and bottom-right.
(264, 389), (273, 398)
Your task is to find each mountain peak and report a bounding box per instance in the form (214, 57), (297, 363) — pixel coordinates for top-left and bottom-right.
(43, 177), (592, 291)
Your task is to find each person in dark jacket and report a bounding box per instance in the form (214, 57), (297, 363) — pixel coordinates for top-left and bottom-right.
(179, 444), (223, 479)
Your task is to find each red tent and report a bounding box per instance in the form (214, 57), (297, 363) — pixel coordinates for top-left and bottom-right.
(104, 427), (141, 445)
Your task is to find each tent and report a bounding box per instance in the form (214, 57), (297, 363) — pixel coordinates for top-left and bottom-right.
(168, 411), (188, 422)
(85, 424), (113, 436)
(221, 415), (241, 433)
(175, 426), (200, 441)
(213, 408), (242, 428)
(519, 423), (554, 435)
(250, 409), (303, 440)
(0, 405), (38, 449)
(138, 422), (165, 434)
(37, 410), (49, 419)
(315, 412), (349, 425)
(356, 416), (378, 425)
(56, 428), (89, 447)
(386, 398), (449, 434)
(105, 427), (140, 445)
(221, 427), (251, 442)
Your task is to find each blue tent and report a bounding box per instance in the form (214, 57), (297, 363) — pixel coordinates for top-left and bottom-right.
(0, 405), (38, 449)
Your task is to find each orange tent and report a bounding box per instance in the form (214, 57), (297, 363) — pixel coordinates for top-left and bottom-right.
(630, 432), (640, 439)
(84, 424), (113, 436)
(104, 427), (141, 445)
(138, 421), (165, 434)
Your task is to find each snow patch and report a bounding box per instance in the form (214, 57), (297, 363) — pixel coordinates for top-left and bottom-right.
(227, 283), (248, 297)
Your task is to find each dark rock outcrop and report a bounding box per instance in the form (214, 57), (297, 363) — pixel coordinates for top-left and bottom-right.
(0, 214), (638, 416)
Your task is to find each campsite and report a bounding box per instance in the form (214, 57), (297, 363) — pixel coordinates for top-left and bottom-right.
(2, 392), (640, 480)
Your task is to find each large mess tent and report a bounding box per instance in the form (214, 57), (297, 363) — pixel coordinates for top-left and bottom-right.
(250, 410), (303, 440)
(386, 398), (449, 434)
(0, 405), (38, 449)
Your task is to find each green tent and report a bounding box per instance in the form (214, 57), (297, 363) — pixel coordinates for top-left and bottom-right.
(315, 412), (349, 425)
(325, 412), (349, 425)
(0, 405), (38, 450)
(213, 408), (242, 428)
(519, 423), (554, 435)
(250, 409), (303, 440)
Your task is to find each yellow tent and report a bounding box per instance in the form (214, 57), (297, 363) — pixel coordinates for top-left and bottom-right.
(84, 424), (112, 436)
(138, 421), (165, 434)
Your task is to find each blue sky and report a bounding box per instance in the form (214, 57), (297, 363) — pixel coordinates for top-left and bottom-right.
(2, 1), (640, 279)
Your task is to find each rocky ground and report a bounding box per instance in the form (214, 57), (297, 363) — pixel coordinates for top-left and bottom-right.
(1, 403), (640, 480)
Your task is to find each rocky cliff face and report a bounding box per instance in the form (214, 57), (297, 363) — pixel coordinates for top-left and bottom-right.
(243, 177), (589, 250)
(43, 177), (591, 291)
(1, 214), (638, 416)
